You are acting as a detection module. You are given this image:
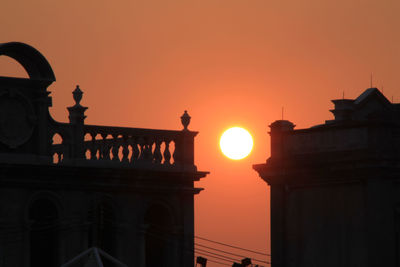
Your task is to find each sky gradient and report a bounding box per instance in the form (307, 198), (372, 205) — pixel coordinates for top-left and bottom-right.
(1, 0), (400, 265)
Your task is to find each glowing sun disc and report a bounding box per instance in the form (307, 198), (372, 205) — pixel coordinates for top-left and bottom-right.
(220, 127), (253, 160)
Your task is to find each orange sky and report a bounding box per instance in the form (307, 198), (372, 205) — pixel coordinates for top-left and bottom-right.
(1, 0), (400, 265)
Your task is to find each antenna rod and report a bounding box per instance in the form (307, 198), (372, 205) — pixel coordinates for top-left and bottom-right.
(282, 107), (284, 120)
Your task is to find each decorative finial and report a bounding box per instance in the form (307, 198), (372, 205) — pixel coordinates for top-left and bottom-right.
(68, 85), (88, 124)
(72, 85), (83, 105)
(180, 110), (191, 130)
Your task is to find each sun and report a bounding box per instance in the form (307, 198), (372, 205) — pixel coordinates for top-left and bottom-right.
(220, 127), (253, 160)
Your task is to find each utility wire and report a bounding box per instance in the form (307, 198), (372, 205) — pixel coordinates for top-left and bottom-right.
(195, 243), (270, 265)
(204, 258), (232, 266)
(144, 231), (234, 263)
(195, 250), (239, 264)
(144, 230), (270, 265)
(196, 247), (241, 262)
(196, 243), (246, 258)
(196, 247), (270, 266)
(139, 224), (270, 258)
(196, 250), (265, 267)
(196, 257), (231, 266)
(195, 236), (271, 256)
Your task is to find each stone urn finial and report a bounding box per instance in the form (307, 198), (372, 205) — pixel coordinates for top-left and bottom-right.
(72, 85), (83, 105)
(68, 85), (87, 124)
(181, 110), (191, 130)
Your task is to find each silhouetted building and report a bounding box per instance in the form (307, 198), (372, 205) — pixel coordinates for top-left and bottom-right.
(0, 42), (208, 266)
(254, 88), (400, 267)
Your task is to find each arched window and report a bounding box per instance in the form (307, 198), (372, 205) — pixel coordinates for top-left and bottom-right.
(29, 198), (59, 267)
(144, 204), (173, 267)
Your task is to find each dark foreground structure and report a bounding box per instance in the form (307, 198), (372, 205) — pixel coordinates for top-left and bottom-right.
(0, 42), (208, 267)
(254, 88), (400, 267)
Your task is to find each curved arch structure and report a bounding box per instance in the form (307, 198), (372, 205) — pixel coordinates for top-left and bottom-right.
(0, 42), (55, 81)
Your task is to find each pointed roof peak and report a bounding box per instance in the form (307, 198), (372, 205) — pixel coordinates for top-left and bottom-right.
(61, 247), (128, 267)
(354, 87), (389, 105)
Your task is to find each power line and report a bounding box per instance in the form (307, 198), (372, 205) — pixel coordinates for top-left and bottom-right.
(195, 243), (270, 265)
(195, 251), (233, 265)
(196, 247), (270, 266)
(137, 223), (270, 258)
(195, 236), (271, 256)
(196, 243), (246, 258)
(144, 230), (270, 265)
(144, 231), (236, 264)
(195, 250), (243, 265)
(196, 247), (241, 262)
(197, 257), (231, 266)
(196, 251), (266, 267)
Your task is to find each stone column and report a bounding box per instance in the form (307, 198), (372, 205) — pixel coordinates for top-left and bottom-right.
(177, 111), (196, 170)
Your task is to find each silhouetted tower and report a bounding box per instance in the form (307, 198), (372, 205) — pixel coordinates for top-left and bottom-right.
(0, 42), (208, 267)
(254, 88), (400, 267)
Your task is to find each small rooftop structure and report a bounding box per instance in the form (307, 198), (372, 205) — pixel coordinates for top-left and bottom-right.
(328, 87), (394, 123)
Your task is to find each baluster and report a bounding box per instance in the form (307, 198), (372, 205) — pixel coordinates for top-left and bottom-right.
(172, 139), (179, 165)
(101, 133), (110, 160)
(144, 137), (153, 162)
(163, 140), (171, 165)
(57, 151), (63, 163)
(138, 137), (145, 161)
(154, 139), (162, 164)
(121, 135), (129, 163)
(130, 137), (140, 163)
(111, 134), (120, 162)
(89, 132), (97, 160)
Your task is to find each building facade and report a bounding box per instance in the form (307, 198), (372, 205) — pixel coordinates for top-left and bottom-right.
(254, 88), (400, 267)
(0, 42), (208, 267)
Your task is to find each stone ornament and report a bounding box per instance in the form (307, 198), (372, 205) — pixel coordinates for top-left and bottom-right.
(180, 110), (191, 130)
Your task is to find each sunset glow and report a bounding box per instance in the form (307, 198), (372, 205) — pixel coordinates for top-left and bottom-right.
(2, 0), (399, 264)
(220, 127), (253, 160)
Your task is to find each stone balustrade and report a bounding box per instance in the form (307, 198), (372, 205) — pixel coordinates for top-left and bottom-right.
(270, 120), (396, 158)
(285, 127), (369, 155)
(50, 86), (196, 170)
(82, 125), (190, 165)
